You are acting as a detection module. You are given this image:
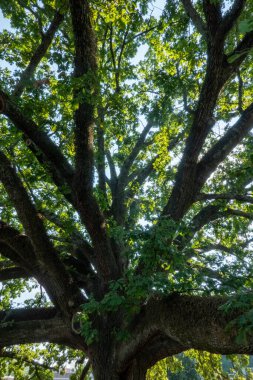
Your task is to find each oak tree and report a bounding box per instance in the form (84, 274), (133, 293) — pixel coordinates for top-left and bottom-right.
(1, 0), (253, 379)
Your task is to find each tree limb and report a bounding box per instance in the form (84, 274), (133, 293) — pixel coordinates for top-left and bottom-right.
(119, 121), (154, 183)
(0, 307), (72, 347)
(226, 30), (253, 72)
(196, 193), (253, 203)
(181, 0), (207, 37)
(203, 0), (222, 39)
(162, 26), (226, 220)
(97, 109), (107, 201)
(121, 294), (253, 365)
(0, 152), (85, 315)
(220, 0), (246, 38)
(178, 204), (253, 249)
(0, 226), (37, 271)
(0, 90), (74, 185)
(196, 101), (253, 190)
(0, 266), (29, 281)
(111, 121), (154, 224)
(69, 0), (119, 281)
(80, 360), (91, 380)
(120, 334), (185, 378)
(0, 349), (58, 372)
(13, 11), (64, 97)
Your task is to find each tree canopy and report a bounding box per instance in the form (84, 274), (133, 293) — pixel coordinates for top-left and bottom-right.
(1, 0), (253, 379)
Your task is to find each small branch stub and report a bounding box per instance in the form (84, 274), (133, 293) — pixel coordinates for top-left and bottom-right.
(71, 312), (82, 334)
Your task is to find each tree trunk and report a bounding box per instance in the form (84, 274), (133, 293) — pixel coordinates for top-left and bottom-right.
(120, 360), (147, 380)
(92, 360), (146, 380)
(92, 343), (147, 380)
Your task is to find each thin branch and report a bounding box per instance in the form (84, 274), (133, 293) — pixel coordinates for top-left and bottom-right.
(126, 24), (161, 44)
(106, 150), (117, 188)
(110, 121), (154, 224)
(126, 130), (185, 192)
(116, 25), (130, 89)
(38, 209), (94, 258)
(16, 0), (44, 36)
(24, 140), (74, 205)
(119, 121), (154, 183)
(97, 107), (107, 201)
(0, 350), (58, 371)
(198, 243), (234, 255)
(109, 25), (119, 92)
(225, 208), (253, 220)
(176, 64), (194, 114)
(127, 158), (156, 187)
(180, 205), (253, 249)
(237, 69), (243, 113)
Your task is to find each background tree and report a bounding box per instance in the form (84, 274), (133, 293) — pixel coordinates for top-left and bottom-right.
(1, 0), (253, 379)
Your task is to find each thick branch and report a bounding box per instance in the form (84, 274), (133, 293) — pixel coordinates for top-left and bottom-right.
(164, 88), (253, 221)
(226, 30), (253, 71)
(220, 0), (246, 37)
(196, 193), (253, 203)
(178, 205), (253, 249)
(203, 0), (222, 38)
(0, 307), (57, 323)
(162, 32), (227, 220)
(190, 204), (221, 234)
(69, 0), (118, 280)
(0, 307), (73, 347)
(0, 152), (85, 315)
(26, 140), (74, 205)
(196, 102), (253, 190)
(13, 11), (64, 97)
(0, 226), (37, 271)
(80, 360), (91, 380)
(0, 266), (29, 281)
(120, 294), (253, 367)
(119, 334), (186, 377)
(181, 0), (207, 37)
(0, 90), (74, 185)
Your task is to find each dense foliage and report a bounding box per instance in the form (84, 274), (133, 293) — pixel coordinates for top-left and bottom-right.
(1, 0), (253, 379)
